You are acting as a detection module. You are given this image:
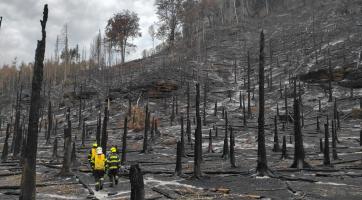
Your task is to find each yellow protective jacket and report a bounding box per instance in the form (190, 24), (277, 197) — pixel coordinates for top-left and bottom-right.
(106, 153), (121, 170)
(88, 148), (97, 163)
(93, 154), (106, 171)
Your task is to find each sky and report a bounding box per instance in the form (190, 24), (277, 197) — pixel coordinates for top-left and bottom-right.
(0, 0), (159, 66)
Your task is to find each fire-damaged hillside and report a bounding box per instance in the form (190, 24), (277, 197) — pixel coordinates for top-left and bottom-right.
(0, 0), (361, 199)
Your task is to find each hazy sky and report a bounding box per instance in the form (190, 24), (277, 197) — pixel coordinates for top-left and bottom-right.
(0, 0), (158, 66)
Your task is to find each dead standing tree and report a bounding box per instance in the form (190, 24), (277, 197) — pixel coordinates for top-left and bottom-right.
(247, 51), (252, 117)
(96, 110), (101, 146)
(194, 83), (202, 179)
(290, 80), (310, 169)
(256, 30), (270, 176)
(60, 108), (72, 176)
(121, 116), (128, 165)
(186, 83), (192, 144)
(46, 101), (53, 144)
(130, 164), (145, 200)
(19, 5), (48, 200)
(101, 106), (109, 153)
(1, 124), (10, 162)
(142, 104), (150, 153)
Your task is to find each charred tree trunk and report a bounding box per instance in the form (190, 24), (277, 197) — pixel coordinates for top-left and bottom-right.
(170, 97), (175, 126)
(256, 31), (269, 176)
(247, 51), (251, 117)
(273, 116), (280, 152)
(214, 101), (217, 116)
(222, 111), (229, 160)
(101, 106), (108, 153)
(208, 129), (214, 153)
(194, 83), (202, 179)
(60, 109), (72, 176)
(71, 141), (76, 166)
(130, 164), (145, 200)
(142, 105), (150, 153)
(52, 138), (58, 160)
(150, 116), (155, 141)
(317, 116), (320, 132)
(243, 95), (247, 126)
(239, 91), (242, 109)
(20, 5), (48, 200)
(186, 83), (191, 144)
(175, 96), (178, 115)
(1, 124), (10, 162)
(281, 135), (288, 159)
(203, 84), (207, 126)
(81, 119), (86, 147)
(180, 116), (186, 157)
(46, 101), (52, 144)
(320, 138), (324, 153)
(121, 117), (128, 165)
(96, 110), (101, 146)
(229, 127), (236, 168)
(284, 85), (288, 123)
(13, 91), (22, 158)
(328, 59), (333, 102)
(291, 80), (309, 169)
(323, 123), (331, 166)
(331, 120), (338, 160)
(175, 141), (182, 176)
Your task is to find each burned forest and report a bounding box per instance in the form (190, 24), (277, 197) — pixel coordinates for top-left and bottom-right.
(0, 0), (362, 199)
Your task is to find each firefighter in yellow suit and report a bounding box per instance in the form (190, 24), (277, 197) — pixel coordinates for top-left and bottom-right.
(106, 146), (121, 187)
(92, 147), (106, 191)
(87, 143), (98, 170)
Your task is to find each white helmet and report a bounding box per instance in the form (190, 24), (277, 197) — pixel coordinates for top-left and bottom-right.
(96, 147), (103, 155)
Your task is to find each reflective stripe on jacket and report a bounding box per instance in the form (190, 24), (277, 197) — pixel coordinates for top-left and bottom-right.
(106, 153), (120, 170)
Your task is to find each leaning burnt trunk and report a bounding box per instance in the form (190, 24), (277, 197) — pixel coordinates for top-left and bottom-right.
(256, 31), (269, 176)
(19, 5), (48, 200)
(194, 83), (202, 179)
